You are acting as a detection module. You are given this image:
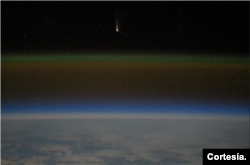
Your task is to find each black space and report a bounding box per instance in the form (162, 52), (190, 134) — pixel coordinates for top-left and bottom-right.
(1, 1), (249, 54)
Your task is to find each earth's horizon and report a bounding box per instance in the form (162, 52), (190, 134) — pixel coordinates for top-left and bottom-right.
(2, 112), (249, 165)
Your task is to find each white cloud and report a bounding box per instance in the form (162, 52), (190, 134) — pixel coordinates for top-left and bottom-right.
(2, 117), (249, 165)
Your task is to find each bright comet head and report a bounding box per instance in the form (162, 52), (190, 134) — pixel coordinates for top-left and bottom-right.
(115, 14), (119, 32)
(116, 23), (119, 32)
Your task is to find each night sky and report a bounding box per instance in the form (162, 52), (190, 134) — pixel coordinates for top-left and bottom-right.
(2, 1), (249, 53)
(1, 1), (249, 114)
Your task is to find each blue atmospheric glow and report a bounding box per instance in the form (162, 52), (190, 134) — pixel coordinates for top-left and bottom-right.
(1, 100), (249, 115)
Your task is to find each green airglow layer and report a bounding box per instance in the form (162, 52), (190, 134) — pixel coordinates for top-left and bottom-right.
(1, 53), (248, 64)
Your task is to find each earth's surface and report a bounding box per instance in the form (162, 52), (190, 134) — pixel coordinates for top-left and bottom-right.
(1, 114), (249, 165)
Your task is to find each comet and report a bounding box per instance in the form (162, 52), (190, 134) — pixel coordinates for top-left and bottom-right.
(115, 12), (119, 32)
(115, 0), (120, 32)
(116, 22), (119, 32)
